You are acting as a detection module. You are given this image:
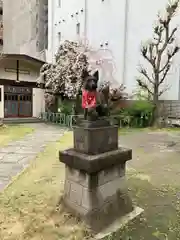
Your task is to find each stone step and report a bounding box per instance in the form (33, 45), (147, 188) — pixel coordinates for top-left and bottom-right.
(3, 117), (44, 124)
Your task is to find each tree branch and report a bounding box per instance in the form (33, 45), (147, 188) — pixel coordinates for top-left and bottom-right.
(159, 64), (170, 86)
(159, 61), (170, 73)
(139, 66), (155, 85)
(159, 45), (180, 84)
(141, 46), (156, 68)
(136, 78), (153, 96)
(160, 27), (177, 53)
(158, 85), (170, 96)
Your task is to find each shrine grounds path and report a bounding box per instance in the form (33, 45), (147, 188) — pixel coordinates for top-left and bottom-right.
(0, 123), (66, 191)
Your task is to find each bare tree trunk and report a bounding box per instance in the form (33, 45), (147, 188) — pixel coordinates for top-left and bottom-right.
(152, 82), (159, 127)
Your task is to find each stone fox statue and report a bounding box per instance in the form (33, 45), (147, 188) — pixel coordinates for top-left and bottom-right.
(81, 70), (109, 120)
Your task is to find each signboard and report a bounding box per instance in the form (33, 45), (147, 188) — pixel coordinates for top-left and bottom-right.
(4, 86), (32, 94)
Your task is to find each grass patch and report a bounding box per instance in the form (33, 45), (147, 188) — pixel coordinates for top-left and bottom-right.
(0, 132), (90, 240)
(108, 176), (180, 240)
(0, 125), (34, 146)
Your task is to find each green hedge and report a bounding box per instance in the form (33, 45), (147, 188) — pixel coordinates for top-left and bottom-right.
(112, 101), (154, 127)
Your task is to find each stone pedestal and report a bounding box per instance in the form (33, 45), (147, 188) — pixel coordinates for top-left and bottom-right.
(59, 122), (133, 233)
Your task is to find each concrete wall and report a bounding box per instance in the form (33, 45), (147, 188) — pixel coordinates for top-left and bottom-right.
(0, 85), (4, 118)
(48, 0), (180, 100)
(37, 0), (48, 52)
(3, 0), (48, 61)
(47, 0), (85, 62)
(0, 59), (40, 82)
(159, 100), (180, 119)
(32, 88), (45, 117)
(0, 61), (44, 118)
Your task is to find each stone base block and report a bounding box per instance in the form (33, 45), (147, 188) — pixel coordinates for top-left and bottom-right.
(94, 206), (144, 239)
(73, 125), (118, 155)
(62, 164), (133, 233)
(59, 147), (132, 174)
(78, 119), (110, 128)
(59, 129), (132, 233)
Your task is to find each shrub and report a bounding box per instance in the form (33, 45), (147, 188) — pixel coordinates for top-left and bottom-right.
(126, 101), (154, 127)
(59, 101), (73, 115)
(112, 100), (154, 127)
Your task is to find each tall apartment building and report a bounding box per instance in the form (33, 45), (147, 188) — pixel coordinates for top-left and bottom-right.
(47, 0), (180, 101)
(0, 0), (3, 51)
(3, 0), (48, 61)
(0, 0), (47, 120)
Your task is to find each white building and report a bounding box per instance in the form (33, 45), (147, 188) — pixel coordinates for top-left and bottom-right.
(0, 0), (47, 120)
(0, 54), (45, 119)
(47, 0), (180, 101)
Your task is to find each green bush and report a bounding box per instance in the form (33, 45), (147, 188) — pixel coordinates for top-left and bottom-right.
(112, 101), (154, 127)
(58, 101), (73, 115)
(127, 101), (154, 127)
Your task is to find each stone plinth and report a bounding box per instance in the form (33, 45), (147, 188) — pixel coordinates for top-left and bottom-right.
(59, 123), (133, 233)
(73, 125), (118, 155)
(60, 147), (131, 173)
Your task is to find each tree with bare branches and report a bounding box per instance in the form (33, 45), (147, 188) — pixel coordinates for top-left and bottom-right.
(137, 0), (180, 125)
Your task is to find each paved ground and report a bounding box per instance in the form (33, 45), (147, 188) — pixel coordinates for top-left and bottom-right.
(0, 123), (66, 191)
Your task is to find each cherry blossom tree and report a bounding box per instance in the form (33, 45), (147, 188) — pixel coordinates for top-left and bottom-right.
(38, 40), (88, 111)
(38, 40), (127, 113)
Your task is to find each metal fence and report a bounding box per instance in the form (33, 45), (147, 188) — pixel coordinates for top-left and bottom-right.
(39, 112), (82, 128)
(39, 112), (153, 129)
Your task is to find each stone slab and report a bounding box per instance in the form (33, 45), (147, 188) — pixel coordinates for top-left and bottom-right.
(0, 153), (6, 160)
(62, 190), (133, 233)
(0, 162), (24, 179)
(65, 163), (125, 189)
(0, 147), (21, 153)
(73, 125), (118, 155)
(0, 125), (66, 192)
(0, 179), (9, 191)
(81, 177), (127, 210)
(60, 147), (132, 174)
(78, 119), (110, 128)
(2, 154), (25, 163)
(62, 160), (133, 232)
(94, 206), (144, 239)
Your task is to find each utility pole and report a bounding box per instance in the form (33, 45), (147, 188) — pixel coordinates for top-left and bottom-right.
(84, 0), (88, 48)
(51, 0), (55, 62)
(122, 0), (129, 85)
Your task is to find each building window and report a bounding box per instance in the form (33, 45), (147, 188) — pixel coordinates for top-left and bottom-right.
(76, 23), (80, 35)
(58, 0), (61, 7)
(58, 32), (61, 43)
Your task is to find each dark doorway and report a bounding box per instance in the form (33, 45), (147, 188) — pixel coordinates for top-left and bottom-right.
(4, 86), (32, 118)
